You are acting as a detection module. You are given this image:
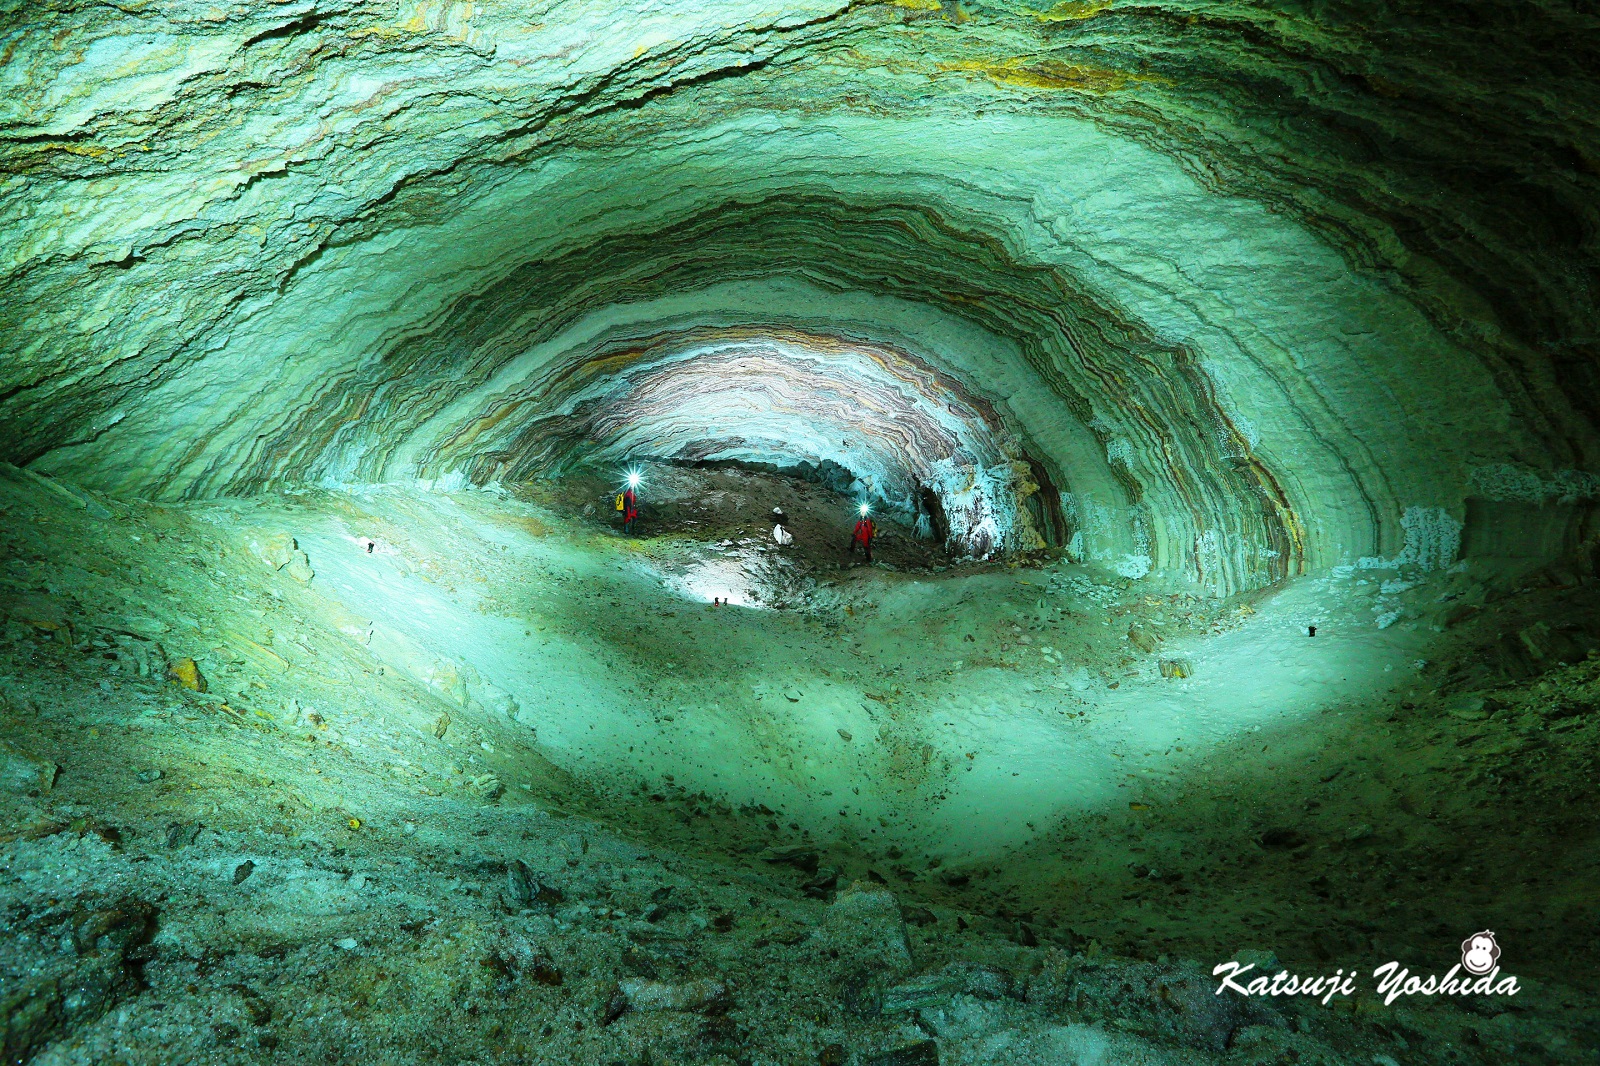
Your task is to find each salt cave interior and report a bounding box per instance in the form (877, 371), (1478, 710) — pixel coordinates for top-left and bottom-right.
(2, 1), (1599, 1063)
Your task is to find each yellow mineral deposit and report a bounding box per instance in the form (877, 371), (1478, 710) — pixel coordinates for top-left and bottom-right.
(166, 657), (207, 693)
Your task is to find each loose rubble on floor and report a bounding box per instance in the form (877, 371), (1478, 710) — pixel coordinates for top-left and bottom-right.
(2, 462), (1597, 1065)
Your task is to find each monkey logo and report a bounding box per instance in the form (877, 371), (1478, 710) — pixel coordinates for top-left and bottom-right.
(1461, 931), (1501, 976)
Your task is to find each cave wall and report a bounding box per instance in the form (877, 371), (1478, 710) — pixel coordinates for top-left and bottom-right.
(3, 0), (1597, 592)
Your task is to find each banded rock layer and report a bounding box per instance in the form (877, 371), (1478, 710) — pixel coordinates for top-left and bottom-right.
(2, 0), (1597, 592)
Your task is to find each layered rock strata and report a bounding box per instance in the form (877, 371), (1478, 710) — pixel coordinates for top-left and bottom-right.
(3, 0), (1596, 592)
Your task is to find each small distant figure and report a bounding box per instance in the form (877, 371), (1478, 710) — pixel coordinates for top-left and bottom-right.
(621, 474), (640, 535)
(622, 487), (637, 534)
(772, 506), (793, 547)
(848, 507), (876, 565)
(1308, 625), (1317, 637)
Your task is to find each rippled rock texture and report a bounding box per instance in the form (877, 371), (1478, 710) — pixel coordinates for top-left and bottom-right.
(2, 0), (1597, 590)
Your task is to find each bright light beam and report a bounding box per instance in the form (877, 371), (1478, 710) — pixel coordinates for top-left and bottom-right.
(626, 470), (641, 488)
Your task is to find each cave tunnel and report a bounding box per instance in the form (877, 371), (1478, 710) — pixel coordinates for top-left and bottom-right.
(2, 1), (1598, 1062)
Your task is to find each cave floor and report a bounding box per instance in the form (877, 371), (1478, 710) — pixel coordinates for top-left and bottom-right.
(2, 464), (1597, 1064)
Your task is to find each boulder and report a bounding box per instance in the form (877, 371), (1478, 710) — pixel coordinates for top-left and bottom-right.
(1446, 694), (1491, 721)
(0, 592), (68, 634)
(503, 860), (562, 909)
(884, 963), (1016, 1014)
(476, 681), (519, 719)
(943, 1021), (1169, 1066)
(284, 549), (315, 584)
(760, 843), (821, 874)
(619, 978), (730, 1014)
(166, 656), (206, 692)
(505, 859), (536, 906)
(1028, 956), (1272, 1053)
(0, 739), (57, 794)
(2, 900), (155, 1063)
(487, 932), (562, 987)
(250, 532), (298, 571)
(427, 659), (468, 706)
(865, 1039), (938, 1065)
(467, 773), (504, 803)
(817, 882), (913, 977)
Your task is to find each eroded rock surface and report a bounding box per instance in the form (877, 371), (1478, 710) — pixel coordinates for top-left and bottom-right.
(3, 0), (1597, 592)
